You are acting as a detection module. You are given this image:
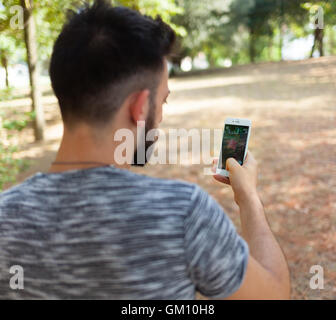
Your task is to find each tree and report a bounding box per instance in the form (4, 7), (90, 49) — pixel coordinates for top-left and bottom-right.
(0, 48), (9, 88)
(20, 0), (45, 141)
(229, 0), (277, 63)
(0, 0), (45, 140)
(275, 0), (307, 60)
(171, 0), (233, 68)
(0, 1), (25, 88)
(302, 1), (336, 58)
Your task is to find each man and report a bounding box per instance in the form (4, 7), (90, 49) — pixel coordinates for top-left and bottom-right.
(0, 0), (290, 299)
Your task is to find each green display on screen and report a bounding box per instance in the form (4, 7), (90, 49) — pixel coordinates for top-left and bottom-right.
(220, 124), (249, 169)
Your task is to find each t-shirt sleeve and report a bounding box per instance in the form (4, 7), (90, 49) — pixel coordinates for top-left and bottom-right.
(184, 184), (249, 298)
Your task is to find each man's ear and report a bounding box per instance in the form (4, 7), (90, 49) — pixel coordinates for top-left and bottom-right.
(129, 89), (150, 125)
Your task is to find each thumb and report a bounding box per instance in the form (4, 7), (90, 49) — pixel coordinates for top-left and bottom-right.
(226, 158), (240, 171)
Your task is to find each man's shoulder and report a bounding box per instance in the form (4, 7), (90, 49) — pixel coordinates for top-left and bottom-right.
(0, 167), (203, 203)
(0, 176), (34, 204)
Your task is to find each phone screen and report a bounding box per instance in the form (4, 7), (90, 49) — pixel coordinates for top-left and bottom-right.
(219, 124), (249, 169)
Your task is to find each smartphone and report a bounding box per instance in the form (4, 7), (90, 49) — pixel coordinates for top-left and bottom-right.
(216, 118), (252, 177)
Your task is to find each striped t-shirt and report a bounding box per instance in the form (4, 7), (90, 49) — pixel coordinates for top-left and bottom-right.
(0, 166), (249, 299)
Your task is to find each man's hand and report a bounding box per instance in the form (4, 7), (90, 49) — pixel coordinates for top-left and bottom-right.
(212, 151), (259, 206)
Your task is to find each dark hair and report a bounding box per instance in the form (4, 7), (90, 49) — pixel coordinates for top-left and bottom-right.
(49, 0), (176, 127)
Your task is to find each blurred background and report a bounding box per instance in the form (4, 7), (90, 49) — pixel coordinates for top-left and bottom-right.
(0, 0), (335, 299)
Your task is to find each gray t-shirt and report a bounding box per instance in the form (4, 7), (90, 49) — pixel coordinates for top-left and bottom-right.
(0, 166), (248, 299)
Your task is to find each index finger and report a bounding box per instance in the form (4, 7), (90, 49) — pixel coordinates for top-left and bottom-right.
(243, 151), (257, 167)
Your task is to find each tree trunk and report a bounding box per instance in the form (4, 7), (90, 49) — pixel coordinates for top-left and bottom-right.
(310, 33), (316, 58)
(21, 0), (45, 141)
(279, 25), (283, 61)
(278, 0), (284, 61)
(5, 65), (9, 88)
(208, 54), (216, 68)
(311, 23), (324, 58)
(249, 30), (256, 63)
(318, 28), (324, 57)
(268, 35), (273, 61)
(329, 27), (335, 55)
(1, 54), (9, 88)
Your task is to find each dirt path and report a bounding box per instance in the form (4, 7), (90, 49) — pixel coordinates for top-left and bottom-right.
(3, 57), (336, 299)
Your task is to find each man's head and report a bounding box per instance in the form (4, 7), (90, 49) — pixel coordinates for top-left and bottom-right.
(49, 0), (175, 165)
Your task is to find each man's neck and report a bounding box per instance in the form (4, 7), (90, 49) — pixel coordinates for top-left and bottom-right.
(48, 124), (132, 173)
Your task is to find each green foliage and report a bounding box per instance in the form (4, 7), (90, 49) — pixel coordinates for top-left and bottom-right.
(2, 110), (35, 131)
(0, 142), (29, 191)
(0, 0), (25, 85)
(0, 86), (15, 101)
(0, 142), (28, 191)
(3, 118), (27, 131)
(171, 0), (234, 66)
(137, 0), (186, 36)
(1, 0), (336, 82)
(0, 110), (32, 190)
(229, 0), (279, 62)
